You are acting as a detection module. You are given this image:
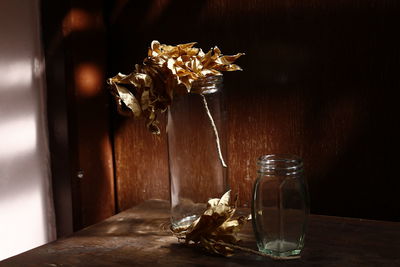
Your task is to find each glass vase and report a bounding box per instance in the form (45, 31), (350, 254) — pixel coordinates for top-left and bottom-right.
(167, 75), (228, 230)
(252, 154), (309, 257)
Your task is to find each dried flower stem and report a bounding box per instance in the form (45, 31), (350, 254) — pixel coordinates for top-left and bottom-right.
(200, 94), (227, 168)
(211, 240), (301, 260)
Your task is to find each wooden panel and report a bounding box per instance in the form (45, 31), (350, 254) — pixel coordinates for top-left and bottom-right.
(112, 116), (169, 211)
(66, 0), (116, 229)
(43, 0), (116, 231)
(107, 0), (400, 221)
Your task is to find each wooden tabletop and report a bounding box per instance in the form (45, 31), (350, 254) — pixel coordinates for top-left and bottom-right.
(1, 200), (399, 266)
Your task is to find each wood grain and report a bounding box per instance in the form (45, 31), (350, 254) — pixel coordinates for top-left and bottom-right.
(2, 200), (399, 266)
(42, 0), (116, 231)
(66, 0), (116, 229)
(112, 116), (169, 211)
(107, 0), (400, 221)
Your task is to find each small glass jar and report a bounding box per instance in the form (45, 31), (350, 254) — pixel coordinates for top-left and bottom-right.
(251, 154), (309, 257)
(167, 75), (228, 230)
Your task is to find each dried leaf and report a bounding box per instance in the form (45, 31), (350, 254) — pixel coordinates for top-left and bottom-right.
(108, 40), (244, 134)
(112, 83), (142, 117)
(140, 90), (150, 111)
(172, 191), (251, 257)
(218, 190), (231, 206)
(217, 53), (245, 65)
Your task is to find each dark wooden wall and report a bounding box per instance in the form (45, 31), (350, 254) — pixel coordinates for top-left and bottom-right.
(107, 0), (400, 222)
(43, 0), (115, 234)
(44, 0), (400, 233)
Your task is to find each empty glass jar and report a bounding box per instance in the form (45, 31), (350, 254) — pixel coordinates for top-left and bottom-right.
(252, 154), (309, 257)
(167, 75), (228, 230)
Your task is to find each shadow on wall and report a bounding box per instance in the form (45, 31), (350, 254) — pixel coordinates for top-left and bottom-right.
(42, 0), (116, 233)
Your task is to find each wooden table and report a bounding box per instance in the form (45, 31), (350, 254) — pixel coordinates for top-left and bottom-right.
(1, 200), (399, 266)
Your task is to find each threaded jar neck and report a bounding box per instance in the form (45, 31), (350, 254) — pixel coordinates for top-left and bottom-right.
(191, 75), (223, 94)
(257, 154), (303, 175)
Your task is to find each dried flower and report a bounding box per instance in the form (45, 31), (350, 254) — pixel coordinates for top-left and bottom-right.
(108, 40), (243, 134)
(172, 190), (251, 257)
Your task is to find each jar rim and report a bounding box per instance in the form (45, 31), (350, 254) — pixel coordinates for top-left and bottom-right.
(257, 154), (303, 173)
(191, 75), (223, 94)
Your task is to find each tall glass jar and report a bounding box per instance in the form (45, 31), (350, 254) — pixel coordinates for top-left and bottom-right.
(167, 75), (228, 230)
(252, 154), (309, 257)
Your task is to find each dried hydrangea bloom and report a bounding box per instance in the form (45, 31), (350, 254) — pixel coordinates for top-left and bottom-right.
(108, 40), (243, 134)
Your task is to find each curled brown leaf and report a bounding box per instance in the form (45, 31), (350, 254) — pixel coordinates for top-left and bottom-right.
(172, 191), (251, 257)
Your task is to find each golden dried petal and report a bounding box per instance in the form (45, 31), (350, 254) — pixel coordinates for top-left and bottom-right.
(107, 73), (126, 84)
(141, 90), (150, 110)
(118, 72), (153, 91)
(151, 40), (160, 51)
(149, 40), (161, 57)
(197, 48), (205, 57)
(207, 198), (220, 208)
(215, 215), (251, 236)
(191, 61), (198, 73)
(177, 42), (197, 50)
(215, 64), (243, 72)
(186, 214), (227, 242)
(117, 85), (141, 117)
(200, 49), (213, 68)
(218, 190), (231, 206)
(184, 47), (200, 57)
(113, 98), (133, 117)
(211, 46), (221, 60)
(161, 44), (179, 57)
(178, 75), (193, 92)
(166, 58), (177, 75)
(175, 56), (184, 65)
(217, 53), (245, 65)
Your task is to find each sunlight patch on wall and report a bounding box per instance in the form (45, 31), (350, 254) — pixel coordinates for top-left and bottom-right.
(0, 188), (48, 260)
(0, 116), (37, 161)
(0, 0), (55, 261)
(0, 60), (32, 88)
